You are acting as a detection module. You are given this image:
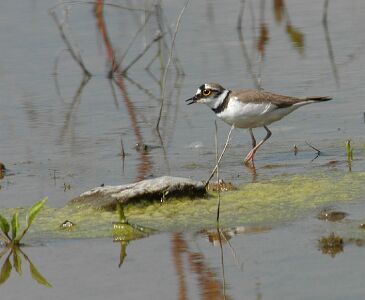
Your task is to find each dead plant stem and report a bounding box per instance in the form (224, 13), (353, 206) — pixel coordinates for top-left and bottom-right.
(205, 124), (235, 188)
(215, 121), (221, 223)
(156, 0), (189, 130)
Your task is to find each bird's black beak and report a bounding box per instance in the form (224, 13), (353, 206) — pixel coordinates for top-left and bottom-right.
(185, 95), (199, 105)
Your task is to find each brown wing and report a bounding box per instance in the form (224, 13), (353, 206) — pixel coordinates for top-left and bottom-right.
(231, 89), (331, 108)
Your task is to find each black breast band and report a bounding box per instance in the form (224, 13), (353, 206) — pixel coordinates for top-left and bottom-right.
(212, 91), (231, 114)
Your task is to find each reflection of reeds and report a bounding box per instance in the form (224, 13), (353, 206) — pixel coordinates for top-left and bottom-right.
(121, 32), (164, 74)
(52, 48), (69, 102)
(172, 233), (188, 300)
(123, 74), (159, 101)
(237, 0), (262, 89)
(171, 233), (227, 300)
(278, 1), (305, 55)
(117, 11), (153, 67)
(216, 227), (227, 300)
(58, 74), (91, 144)
(50, 1), (151, 12)
(50, 9), (92, 77)
(51, 0), (187, 180)
(95, 0), (152, 181)
(322, 0), (340, 87)
(188, 250), (226, 300)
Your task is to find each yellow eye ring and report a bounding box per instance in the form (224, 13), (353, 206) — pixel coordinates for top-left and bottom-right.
(202, 89), (211, 96)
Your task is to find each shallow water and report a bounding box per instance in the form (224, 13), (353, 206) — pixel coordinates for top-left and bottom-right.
(1, 0), (365, 298)
(2, 201), (365, 300)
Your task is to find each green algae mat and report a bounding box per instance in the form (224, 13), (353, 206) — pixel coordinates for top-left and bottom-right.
(1, 171), (365, 241)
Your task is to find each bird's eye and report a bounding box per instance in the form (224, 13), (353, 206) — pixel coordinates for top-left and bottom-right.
(202, 89), (211, 96)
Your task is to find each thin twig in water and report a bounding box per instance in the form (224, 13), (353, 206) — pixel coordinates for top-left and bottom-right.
(155, 129), (171, 175)
(50, 10), (92, 77)
(120, 135), (125, 159)
(215, 121), (221, 223)
(160, 72), (181, 137)
(205, 124), (235, 188)
(154, 2), (184, 76)
(160, 7), (185, 75)
(156, 0), (190, 130)
(164, 73), (184, 146)
(121, 32), (164, 74)
(305, 140), (321, 161)
(305, 141), (321, 153)
(120, 134), (126, 173)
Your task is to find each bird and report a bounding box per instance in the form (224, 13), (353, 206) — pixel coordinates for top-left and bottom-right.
(186, 83), (332, 164)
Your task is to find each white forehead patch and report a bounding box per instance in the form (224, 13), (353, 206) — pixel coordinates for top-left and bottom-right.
(196, 88), (201, 95)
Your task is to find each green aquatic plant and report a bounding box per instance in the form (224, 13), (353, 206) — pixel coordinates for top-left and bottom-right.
(346, 140), (353, 161)
(0, 197), (48, 245)
(345, 140), (353, 171)
(0, 197), (51, 287)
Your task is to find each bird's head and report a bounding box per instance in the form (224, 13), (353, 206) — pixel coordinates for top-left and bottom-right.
(186, 83), (227, 108)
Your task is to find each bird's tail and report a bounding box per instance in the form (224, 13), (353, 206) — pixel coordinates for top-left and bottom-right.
(304, 96), (332, 102)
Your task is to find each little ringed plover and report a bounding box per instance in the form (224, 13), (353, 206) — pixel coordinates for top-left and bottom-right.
(186, 83), (332, 163)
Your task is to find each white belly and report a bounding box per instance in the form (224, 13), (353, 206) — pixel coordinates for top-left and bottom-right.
(216, 101), (299, 128)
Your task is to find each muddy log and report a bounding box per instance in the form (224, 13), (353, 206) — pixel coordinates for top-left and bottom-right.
(70, 176), (206, 210)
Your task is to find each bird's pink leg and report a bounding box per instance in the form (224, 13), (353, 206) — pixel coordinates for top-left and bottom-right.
(244, 125), (272, 163)
(249, 128), (256, 148)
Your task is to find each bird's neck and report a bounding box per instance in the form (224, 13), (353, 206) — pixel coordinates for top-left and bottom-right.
(211, 90), (231, 113)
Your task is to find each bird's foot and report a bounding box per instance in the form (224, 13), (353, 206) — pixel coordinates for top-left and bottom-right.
(244, 149), (255, 164)
(244, 159), (256, 168)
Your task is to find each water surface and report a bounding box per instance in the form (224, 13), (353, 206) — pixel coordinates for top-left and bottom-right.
(1, 0), (365, 298)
